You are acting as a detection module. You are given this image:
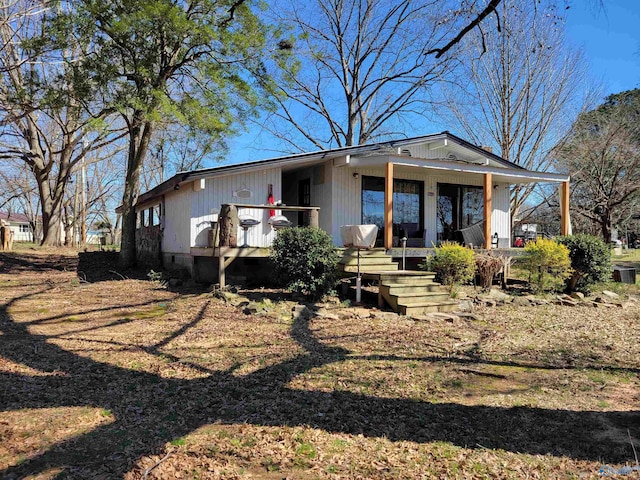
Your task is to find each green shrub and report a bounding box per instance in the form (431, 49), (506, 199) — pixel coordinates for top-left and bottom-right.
(558, 234), (611, 293)
(420, 242), (475, 293)
(522, 238), (572, 293)
(270, 227), (339, 300)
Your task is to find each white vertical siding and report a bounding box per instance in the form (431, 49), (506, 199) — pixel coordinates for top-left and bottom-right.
(491, 182), (511, 245)
(163, 188), (192, 253)
(190, 167), (281, 248)
(312, 161), (333, 234)
(161, 167), (282, 253)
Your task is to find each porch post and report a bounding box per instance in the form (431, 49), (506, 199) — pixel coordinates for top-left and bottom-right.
(560, 180), (570, 236)
(384, 162), (393, 250)
(483, 173), (492, 249)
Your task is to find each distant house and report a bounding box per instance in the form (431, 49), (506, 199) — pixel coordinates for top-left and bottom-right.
(128, 131), (570, 280)
(0, 212), (34, 242)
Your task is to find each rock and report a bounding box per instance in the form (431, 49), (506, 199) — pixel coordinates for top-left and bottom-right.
(430, 312), (459, 323)
(412, 314), (437, 322)
(570, 292), (585, 300)
(292, 304), (313, 320)
(243, 302), (264, 315)
(482, 298), (498, 307)
(512, 296), (531, 306)
(594, 296), (611, 304)
(455, 312), (480, 321)
(369, 311), (399, 321)
(351, 307), (372, 319)
(554, 296), (577, 307)
(489, 289), (512, 302)
(602, 290), (620, 299)
(213, 290), (239, 303)
(593, 301), (614, 308)
(457, 299), (475, 313)
(314, 308), (340, 320)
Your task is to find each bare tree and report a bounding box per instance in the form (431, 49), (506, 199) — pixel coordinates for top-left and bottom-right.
(437, 0), (594, 224)
(555, 89), (640, 243)
(0, 0), (123, 245)
(264, 0), (503, 151)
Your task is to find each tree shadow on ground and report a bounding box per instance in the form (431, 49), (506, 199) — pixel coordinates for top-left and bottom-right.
(0, 264), (638, 478)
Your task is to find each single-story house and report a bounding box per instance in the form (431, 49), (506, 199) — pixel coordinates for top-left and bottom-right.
(130, 131), (570, 281)
(0, 212), (35, 242)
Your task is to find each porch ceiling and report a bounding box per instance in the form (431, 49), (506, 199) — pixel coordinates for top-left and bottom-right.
(348, 154), (569, 184)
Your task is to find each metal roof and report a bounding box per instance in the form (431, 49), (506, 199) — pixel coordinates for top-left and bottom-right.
(131, 131), (555, 209)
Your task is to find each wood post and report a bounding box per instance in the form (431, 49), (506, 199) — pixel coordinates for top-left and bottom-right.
(483, 173), (492, 249)
(309, 208), (319, 228)
(384, 162), (393, 250)
(560, 181), (570, 236)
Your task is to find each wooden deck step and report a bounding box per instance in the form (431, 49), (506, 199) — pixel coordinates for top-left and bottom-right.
(399, 300), (459, 316)
(380, 282), (444, 295)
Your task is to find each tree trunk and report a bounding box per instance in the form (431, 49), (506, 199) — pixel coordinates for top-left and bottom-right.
(120, 116), (154, 268)
(219, 204), (238, 247)
(601, 211), (612, 244)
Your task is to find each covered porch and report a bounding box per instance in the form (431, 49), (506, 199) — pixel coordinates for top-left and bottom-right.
(341, 153), (571, 250)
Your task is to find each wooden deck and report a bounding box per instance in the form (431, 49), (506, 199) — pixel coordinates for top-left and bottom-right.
(190, 245), (528, 289)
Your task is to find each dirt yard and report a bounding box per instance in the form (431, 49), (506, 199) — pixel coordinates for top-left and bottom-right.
(1, 249), (639, 479)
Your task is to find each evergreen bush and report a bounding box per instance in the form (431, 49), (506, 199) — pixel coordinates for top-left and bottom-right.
(270, 227), (339, 300)
(558, 234), (611, 292)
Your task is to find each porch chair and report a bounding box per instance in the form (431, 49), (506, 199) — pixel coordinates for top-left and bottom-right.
(454, 221), (485, 248)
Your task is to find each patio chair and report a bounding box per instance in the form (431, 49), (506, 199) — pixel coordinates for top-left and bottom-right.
(454, 221), (485, 248)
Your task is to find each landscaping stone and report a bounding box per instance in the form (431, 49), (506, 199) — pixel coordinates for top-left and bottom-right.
(314, 308), (340, 320)
(369, 311), (399, 321)
(351, 307), (373, 319)
(455, 312), (480, 321)
(411, 314), (433, 322)
(601, 290), (620, 299)
(243, 302), (265, 315)
(512, 296), (532, 306)
(594, 296), (612, 304)
(430, 312), (459, 323)
(292, 304), (313, 320)
(554, 296), (577, 307)
(593, 301), (615, 308)
(488, 289), (512, 302)
(570, 292), (585, 300)
(456, 299), (475, 312)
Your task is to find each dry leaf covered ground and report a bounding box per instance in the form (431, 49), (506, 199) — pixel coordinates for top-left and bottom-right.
(0, 249), (639, 479)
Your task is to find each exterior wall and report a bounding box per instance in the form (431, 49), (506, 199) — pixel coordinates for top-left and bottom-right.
(8, 223), (33, 242)
(162, 167), (282, 256)
(163, 188), (192, 254)
(191, 167), (281, 248)
(330, 165), (511, 246)
(281, 161), (333, 231)
(136, 225), (162, 268)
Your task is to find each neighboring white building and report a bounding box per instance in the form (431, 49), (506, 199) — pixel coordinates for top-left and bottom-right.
(128, 132), (570, 278)
(0, 212), (34, 242)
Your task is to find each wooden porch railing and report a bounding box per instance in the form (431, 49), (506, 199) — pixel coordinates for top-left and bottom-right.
(218, 203), (320, 247)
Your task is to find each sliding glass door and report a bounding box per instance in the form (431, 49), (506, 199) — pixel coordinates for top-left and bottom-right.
(362, 176), (424, 245)
(437, 183), (484, 242)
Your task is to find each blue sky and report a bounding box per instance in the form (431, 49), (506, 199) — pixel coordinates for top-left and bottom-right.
(224, 1), (640, 166)
(565, 0), (640, 96)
